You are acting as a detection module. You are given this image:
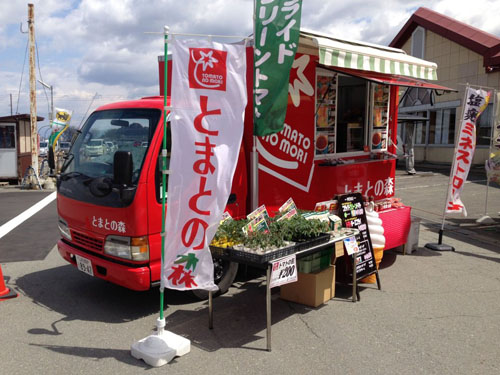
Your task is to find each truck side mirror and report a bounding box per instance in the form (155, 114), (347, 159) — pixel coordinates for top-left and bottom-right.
(114, 151), (133, 186)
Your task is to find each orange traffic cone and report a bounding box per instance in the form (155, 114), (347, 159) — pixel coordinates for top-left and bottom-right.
(0, 264), (17, 301)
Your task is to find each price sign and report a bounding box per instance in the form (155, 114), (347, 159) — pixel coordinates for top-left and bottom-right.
(270, 254), (297, 288)
(343, 236), (359, 255)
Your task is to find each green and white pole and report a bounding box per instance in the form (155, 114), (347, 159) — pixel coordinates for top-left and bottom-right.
(159, 25), (169, 326)
(131, 26), (190, 367)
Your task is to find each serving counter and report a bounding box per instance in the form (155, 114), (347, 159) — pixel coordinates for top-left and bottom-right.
(378, 205), (412, 250)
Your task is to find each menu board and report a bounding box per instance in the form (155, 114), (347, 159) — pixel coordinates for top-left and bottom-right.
(337, 193), (377, 281)
(371, 84), (389, 152)
(315, 73), (337, 156)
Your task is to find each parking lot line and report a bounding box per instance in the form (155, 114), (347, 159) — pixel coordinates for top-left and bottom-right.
(0, 191), (57, 239)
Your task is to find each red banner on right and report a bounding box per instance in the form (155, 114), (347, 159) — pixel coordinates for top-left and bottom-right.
(445, 87), (491, 216)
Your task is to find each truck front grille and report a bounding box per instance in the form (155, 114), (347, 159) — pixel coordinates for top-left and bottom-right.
(72, 231), (103, 252)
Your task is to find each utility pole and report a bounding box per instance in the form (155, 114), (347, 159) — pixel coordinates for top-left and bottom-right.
(28, 3), (40, 187)
(10, 94), (13, 115)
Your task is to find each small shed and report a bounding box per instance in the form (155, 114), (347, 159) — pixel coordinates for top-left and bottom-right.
(0, 114), (44, 182)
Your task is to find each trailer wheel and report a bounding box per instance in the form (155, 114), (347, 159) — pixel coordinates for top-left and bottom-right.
(192, 258), (238, 300)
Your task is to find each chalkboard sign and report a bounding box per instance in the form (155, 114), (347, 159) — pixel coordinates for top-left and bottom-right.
(337, 193), (378, 281)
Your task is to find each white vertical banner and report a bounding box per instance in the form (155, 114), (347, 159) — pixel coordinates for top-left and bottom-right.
(445, 87), (491, 216)
(161, 39), (247, 291)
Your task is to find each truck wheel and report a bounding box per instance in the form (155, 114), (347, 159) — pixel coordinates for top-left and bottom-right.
(192, 258), (238, 300)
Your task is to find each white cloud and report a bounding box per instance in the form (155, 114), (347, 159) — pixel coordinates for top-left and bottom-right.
(1, 0), (499, 129)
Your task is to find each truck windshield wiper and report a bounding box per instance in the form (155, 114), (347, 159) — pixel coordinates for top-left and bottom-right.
(60, 153), (74, 173)
(59, 171), (91, 182)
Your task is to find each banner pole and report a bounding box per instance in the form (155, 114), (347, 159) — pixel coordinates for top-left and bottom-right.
(131, 26), (191, 367)
(425, 84), (471, 252)
(251, 0), (259, 210)
(477, 89), (497, 224)
(159, 25), (169, 323)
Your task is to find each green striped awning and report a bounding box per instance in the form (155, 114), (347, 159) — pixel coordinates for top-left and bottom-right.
(302, 31), (438, 81)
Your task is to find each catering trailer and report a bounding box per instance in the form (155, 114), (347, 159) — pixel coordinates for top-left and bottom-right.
(56, 30), (450, 294)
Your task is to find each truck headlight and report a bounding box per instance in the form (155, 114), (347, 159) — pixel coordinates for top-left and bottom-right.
(58, 217), (72, 241)
(104, 235), (149, 261)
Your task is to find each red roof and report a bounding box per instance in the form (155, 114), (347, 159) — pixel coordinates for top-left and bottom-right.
(389, 7), (500, 71)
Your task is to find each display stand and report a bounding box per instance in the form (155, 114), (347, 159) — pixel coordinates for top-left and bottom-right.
(209, 230), (358, 351)
(337, 193), (381, 301)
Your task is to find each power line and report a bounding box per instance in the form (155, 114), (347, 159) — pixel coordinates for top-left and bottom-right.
(15, 38), (29, 114)
(35, 37), (50, 119)
(79, 93), (100, 128)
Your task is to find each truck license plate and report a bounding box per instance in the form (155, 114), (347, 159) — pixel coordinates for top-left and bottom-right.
(75, 255), (94, 276)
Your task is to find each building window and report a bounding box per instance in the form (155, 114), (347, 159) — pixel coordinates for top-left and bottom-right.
(411, 27), (425, 59)
(476, 103), (493, 146)
(428, 108), (456, 145)
(0, 125), (16, 149)
(397, 112), (427, 146)
(415, 120), (426, 145)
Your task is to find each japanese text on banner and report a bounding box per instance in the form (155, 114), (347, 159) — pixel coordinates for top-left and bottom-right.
(254, 0), (302, 136)
(445, 87), (491, 216)
(162, 39), (247, 291)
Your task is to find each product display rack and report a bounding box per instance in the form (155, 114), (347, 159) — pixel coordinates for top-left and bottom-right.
(370, 83), (390, 152)
(208, 228), (359, 351)
(315, 70), (338, 156)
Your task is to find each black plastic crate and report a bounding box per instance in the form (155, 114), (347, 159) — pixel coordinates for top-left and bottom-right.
(230, 243), (297, 263)
(209, 245), (230, 258)
(211, 242), (296, 264)
(292, 233), (331, 252)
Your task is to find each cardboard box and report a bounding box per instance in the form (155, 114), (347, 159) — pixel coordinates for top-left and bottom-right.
(280, 265), (336, 307)
(334, 240), (344, 258)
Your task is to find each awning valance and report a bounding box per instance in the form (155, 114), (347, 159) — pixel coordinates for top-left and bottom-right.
(301, 30), (438, 81)
(324, 66), (456, 91)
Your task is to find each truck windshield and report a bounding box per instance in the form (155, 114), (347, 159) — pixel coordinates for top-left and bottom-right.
(59, 108), (161, 207)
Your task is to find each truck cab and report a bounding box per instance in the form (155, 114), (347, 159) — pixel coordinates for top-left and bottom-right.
(56, 96), (247, 292)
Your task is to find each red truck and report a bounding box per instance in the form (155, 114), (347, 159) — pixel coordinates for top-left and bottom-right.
(56, 31), (446, 295)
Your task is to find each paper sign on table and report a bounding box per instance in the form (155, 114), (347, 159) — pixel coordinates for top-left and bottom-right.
(244, 214), (270, 234)
(247, 204), (270, 222)
(220, 211), (233, 224)
(277, 208), (298, 221)
(343, 236), (359, 255)
(270, 254), (297, 288)
(279, 198), (297, 213)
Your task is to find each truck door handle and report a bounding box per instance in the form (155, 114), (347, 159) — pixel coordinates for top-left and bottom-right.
(227, 193), (237, 205)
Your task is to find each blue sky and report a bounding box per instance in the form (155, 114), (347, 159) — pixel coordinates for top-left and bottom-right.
(1, 0), (499, 137)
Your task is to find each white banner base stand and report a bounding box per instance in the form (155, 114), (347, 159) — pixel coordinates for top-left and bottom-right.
(131, 318), (190, 367)
(476, 215), (495, 224)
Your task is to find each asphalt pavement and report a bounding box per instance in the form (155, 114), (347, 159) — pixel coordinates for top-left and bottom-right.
(1, 165), (499, 374)
(0, 188), (58, 263)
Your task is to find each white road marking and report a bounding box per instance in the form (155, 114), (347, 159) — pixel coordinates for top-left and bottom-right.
(0, 191), (57, 239)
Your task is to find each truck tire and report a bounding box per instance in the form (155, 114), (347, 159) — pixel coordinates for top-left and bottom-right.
(192, 258), (238, 300)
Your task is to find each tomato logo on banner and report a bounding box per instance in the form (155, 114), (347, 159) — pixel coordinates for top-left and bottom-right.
(189, 48), (227, 91)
